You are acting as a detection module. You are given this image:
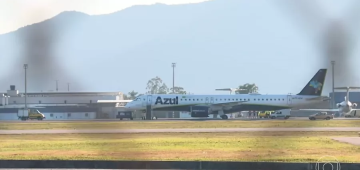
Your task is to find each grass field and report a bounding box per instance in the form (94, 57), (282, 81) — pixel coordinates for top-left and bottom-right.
(1, 119), (360, 130)
(0, 132), (359, 162)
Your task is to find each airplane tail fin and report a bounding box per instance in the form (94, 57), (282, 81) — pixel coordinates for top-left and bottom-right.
(297, 69), (327, 96)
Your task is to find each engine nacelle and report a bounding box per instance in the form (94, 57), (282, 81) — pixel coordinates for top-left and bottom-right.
(353, 103), (358, 108)
(190, 106), (210, 117)
(336, 103), (342, 108)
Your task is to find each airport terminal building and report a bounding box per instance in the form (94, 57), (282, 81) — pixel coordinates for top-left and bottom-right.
(0, 85), (129, 120)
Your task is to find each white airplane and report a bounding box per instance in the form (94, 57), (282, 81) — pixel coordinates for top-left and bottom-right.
(300, 86), (360, 117)
(125, 69), (328, 119)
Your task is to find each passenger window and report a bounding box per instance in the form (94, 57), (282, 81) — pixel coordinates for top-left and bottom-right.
(197, 99), (199, 101)
(266, 99), (268, 101)
(185, 99), (187, 101)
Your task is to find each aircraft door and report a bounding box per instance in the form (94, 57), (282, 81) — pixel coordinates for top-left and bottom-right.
(205, 97), (209, 104)
(147, 95), (152, 105)
(287, 95), (292, 105)
(210, 97), (214, 104)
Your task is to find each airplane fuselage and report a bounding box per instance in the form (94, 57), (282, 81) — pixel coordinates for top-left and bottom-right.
(126, 94), (326, 114)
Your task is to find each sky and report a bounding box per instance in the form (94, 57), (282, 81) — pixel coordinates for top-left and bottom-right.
(0, 0), (208, 34)
(1, 0), (360, 95)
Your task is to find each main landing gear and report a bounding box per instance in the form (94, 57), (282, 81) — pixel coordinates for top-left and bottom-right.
(220, 115), (228, 119)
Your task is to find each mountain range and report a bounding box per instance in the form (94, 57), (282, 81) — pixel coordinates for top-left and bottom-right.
(0, 0), (358, 94)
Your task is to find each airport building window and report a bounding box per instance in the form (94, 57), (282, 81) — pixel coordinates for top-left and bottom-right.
(90, 100), (92, 103)
(13, 101), (16, 104)
(39, 100), (41, 104)
(68, 113), (71, 117)
(85, 113), (88, 117)
(64, 100), (67, 104)
(50, 114), (53, 117)
(266, 99), (268, 101)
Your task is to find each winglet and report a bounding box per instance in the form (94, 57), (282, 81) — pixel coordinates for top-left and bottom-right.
(297, 69), (327, 96)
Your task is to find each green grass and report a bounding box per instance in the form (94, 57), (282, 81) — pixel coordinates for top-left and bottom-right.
(1, 119), (360, 130)
(0, 132), (359, 162)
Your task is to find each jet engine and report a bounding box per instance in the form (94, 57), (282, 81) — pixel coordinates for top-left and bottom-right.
(190, 106), (210, 117)
(336, 103), (342, 108)
(353, 103), (358, 108)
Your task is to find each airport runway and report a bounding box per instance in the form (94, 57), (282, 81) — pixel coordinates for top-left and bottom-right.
(1, 127), (360, 134)
(1, 117), (359, 123)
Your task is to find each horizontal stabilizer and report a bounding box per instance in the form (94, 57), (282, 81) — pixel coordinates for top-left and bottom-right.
(300, 109), (339, 112)
(305, 96), (330, 101)
(334, 87), (360, 90)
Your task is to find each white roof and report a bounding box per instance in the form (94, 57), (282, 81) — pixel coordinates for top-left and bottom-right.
(97, 100), (132, 103)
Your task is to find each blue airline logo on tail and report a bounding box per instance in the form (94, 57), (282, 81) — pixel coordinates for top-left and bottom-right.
(309, 80), (323, 94)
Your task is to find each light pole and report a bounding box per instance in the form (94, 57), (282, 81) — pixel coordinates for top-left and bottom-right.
(172, 63), (176, 93)
(331, 60), (335, 109)
(56, 80), (58, 92)
(23, 64), (28, 110)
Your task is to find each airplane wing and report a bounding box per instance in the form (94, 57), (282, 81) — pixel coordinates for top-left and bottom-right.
(300, 109), (339, 112)
(211, 101), (248, 107)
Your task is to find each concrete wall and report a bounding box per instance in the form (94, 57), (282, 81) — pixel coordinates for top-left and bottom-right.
(0, 112), (96, 120)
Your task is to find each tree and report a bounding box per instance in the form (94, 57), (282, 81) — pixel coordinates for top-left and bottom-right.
(236, 83), (259, 94)
(146, 76), (169, 94)
(127, 90), (139, 100)
(123, 94), (129, 100)
(169, 86), (187, 94)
